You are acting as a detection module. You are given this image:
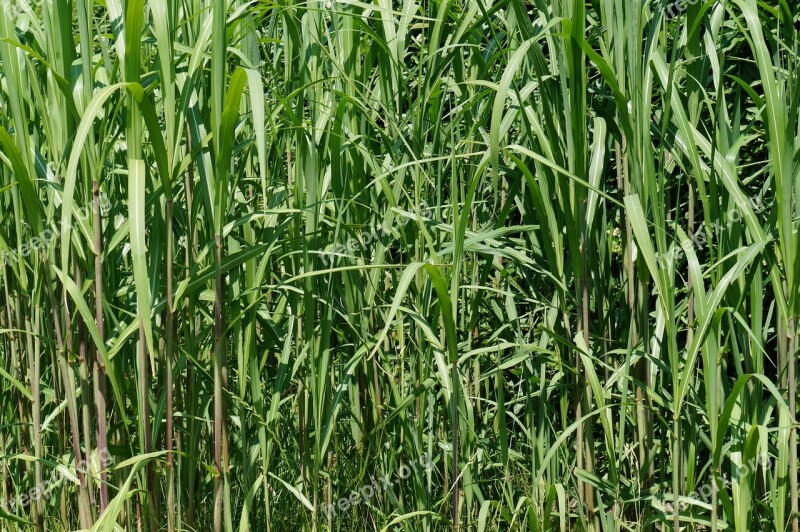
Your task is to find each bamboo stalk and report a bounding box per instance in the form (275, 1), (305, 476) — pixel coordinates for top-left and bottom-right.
(92, 178), (109, 512)
(43, 257), (92, 528)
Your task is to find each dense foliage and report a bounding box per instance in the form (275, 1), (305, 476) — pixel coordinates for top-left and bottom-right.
(0, 0), (799, 530)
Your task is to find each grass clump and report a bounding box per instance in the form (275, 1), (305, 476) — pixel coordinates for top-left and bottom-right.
(0, 0), (798, 530)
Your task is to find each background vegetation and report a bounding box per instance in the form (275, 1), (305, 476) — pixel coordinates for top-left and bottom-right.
(0, 0), (798, 530)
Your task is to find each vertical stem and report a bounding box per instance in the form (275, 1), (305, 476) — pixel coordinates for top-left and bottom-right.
(30, 300), (43, 529)
(578, 191), (596, 527)
(451, 344), (460, 531)
(789, 315), (797, 532)
(672, 414), (680, 532)
(213, 233), (225, 532)
(166, 197), (176, 532)
(779, 310), (790, 528)
(43, 258), (92, 528)
(0, 268), (8, 507)
(211, 0), (228, 523)
(92, 178), (109, 511)
(137, 323), (155, 531)
(184, 120), (198, 529)
(75, 265), (96, 513)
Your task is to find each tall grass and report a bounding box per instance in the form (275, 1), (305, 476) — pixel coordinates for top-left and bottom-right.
(0, 0), (798, 530)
